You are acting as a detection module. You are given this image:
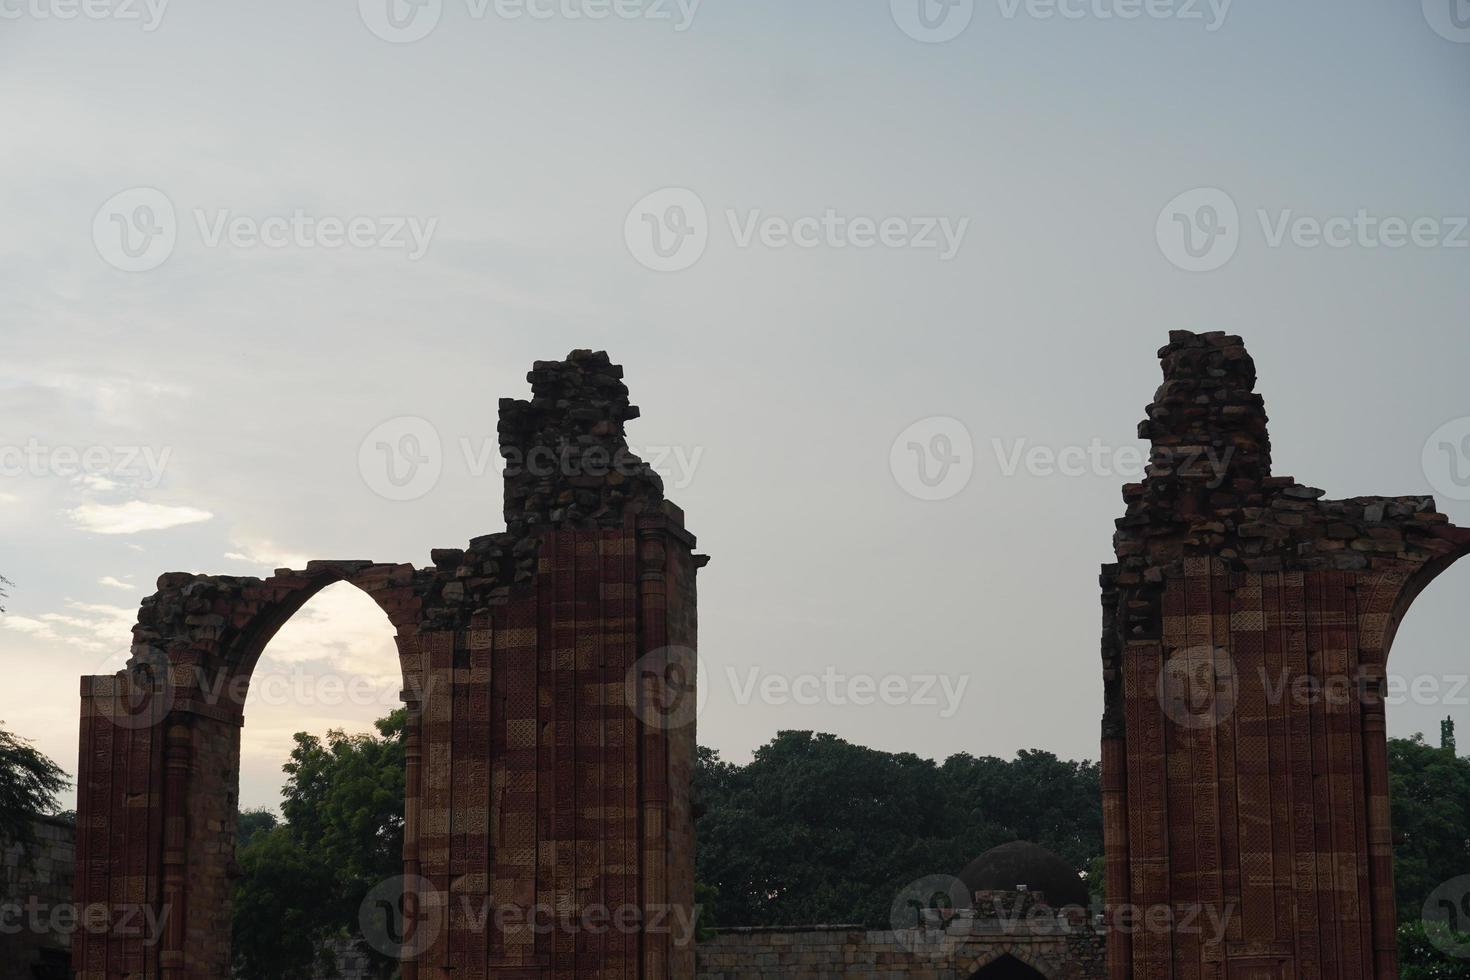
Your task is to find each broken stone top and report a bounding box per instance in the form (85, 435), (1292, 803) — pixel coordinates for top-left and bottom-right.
(1138, 330), (1271, 492)
(497, 349), (666, 535)
(128, 351), (688, 673)
(1114, 330), (1463, 579)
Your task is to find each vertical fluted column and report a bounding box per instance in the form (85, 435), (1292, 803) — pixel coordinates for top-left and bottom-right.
(159, 721), (190, 980)
(1360, 665), (1398, 980)
(637, 525), (670, 980)
(1101, 735), (1132, 980)
(402, 699), (423, 980)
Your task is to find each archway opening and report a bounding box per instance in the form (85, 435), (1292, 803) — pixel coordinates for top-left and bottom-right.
(232, 580), (405, 980)
(1379, 558), (1470, 973)
(971, 953), (1048, 979)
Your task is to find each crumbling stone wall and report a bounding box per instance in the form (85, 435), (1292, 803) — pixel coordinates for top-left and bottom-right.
(0, 815), (76, 980)
(73, 351), (704, 979)
(1101, 331), (1470, 980)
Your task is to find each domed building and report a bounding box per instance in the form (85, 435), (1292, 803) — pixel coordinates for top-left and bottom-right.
(959, 840), (1091, 911)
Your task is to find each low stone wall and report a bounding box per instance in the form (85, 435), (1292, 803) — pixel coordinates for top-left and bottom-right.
(0, 814), (76, 980)
(696, 914), (1105, 979)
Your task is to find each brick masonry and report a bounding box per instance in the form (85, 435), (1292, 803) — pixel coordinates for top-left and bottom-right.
(1102, 331), (1470, 980)
(695, 893), (1104, 979)
(0, 815), (76, 980)
(72, 351), (705, 979)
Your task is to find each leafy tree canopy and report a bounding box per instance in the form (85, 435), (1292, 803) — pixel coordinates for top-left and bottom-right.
(233, 709), (406, 980)
(0, 722), (69, 849)
(694, 731), (1102, 929)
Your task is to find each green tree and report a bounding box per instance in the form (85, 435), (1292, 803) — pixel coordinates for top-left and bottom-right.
(0, 722), (69, 849)
(236, 808), (279, 850)
(233, 825), (342, 980)
(281, 709), (406, 885)
(1390, 733), (1470, 923)
(232, 710), (407, 980)
(1398, 919), (1470, 980)
(694, 731), (1101, 929)
(0, 574), (11, 613)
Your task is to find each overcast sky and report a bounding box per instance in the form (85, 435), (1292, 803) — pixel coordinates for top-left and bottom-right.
(3, 0), (1469, 811)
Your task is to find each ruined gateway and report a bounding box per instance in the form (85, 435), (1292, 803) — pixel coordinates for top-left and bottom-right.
(74, 351), (702, 978)
(72, 335), (1470, 978)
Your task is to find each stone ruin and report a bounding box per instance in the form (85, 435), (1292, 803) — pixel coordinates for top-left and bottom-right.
(71, 331), (1469, 979)
(1102, 330), (1470, 980)
(72, 350), (705, 979)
